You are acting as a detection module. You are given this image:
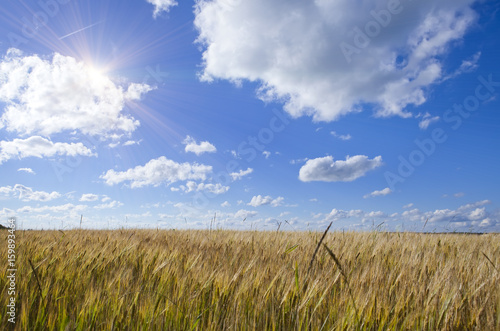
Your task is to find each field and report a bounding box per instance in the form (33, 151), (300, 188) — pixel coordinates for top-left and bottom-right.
(1, 229), (499, 330)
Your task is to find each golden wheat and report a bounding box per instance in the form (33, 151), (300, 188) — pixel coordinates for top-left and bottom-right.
(0, 229), (498, 330)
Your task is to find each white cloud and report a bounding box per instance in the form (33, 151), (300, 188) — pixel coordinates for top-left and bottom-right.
(17, 167), (35, 174)
(234, 209), (258, 220)
(194, 0), (477, 121)
(417, 112), (440, 130)
(101, 156), (212, 188)
(1, 184), (61, 201)
(79, 193), (99, 202)
(146, 0), (178, 18)
(0, 49), (152, 138)
(123, 140), (141, 146)
(248, 195), (284, 207)
(299, 155), (383, 182)
(18, 203), (86, 214)
(262, 151), (271, 159)
(403, 203), (414, 209)
(0, 136), (95, 164)
(364, 187), (392, 199)
(290, 158), (309, 165)
(330, 131), (352, 141)
(176, 181), (230, 195)
(314, 200), (498, 231)
(230, 167), (253, 181)
(183, 136), (217, 155)
(454, 192), (465, 198)
(221, 201), (231, 207)
(94, 200), (123, 210)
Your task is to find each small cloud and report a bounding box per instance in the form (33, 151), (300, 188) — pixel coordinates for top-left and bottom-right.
(146, 0), (178, 18)
(183, 136), (216, 156)
(330, 131), (352, 141)
(364, 187), (392, 199)
(221, 201), (231, 207)
(417, 112), (440, 130)
(309, 198), (318, 202)
(234, 209), (258, 220)
(248, 195), (284, 207)
(230, 168), (253, 181)
(17, 168), (35, 175)
(454, 192), (465, 198)
(79, 193), (99, 202)
(123, 140), (141, 146)
(262, 151), (271, 159)
(402, 203), (414, 209)
(290, 157), (308, 165)
(94, 200), (123, 209)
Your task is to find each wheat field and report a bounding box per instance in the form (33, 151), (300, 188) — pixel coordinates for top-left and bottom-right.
(1, 229), (498, 330)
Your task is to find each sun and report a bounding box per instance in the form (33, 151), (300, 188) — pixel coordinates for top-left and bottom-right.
(86, 65), (113, 88)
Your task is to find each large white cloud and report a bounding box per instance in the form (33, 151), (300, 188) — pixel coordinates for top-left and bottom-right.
(0, 49), (152, 138)
(101, 156), (213, 188)
(194, 0), (478, 121)
(0, 136), (95, 164)
(299, 155), (382, 182)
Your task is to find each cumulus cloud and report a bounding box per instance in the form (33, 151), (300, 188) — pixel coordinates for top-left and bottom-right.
(0, 49), (152, 138)
(100, 156), (212, 188)
(146, 0), (178, 18)
(248, 195), (284, 207)
(79, 193), (99, 202)
(364, 187), (392, 199)
(1, 184), (61, 201)
(0, 136), (95, 164)
(17, 167), (35, 174)
(221, 201), (231, 207)
(194, 0), (477, 121)
(183, 136), (217, 155)
(230, 167), (253, 181)
(299, 155), (382, 182)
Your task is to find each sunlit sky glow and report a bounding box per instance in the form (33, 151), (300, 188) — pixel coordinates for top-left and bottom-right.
(0, 0), (499, 232)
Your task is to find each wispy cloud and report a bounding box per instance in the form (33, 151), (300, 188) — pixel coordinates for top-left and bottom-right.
(17, 168), (35, 175)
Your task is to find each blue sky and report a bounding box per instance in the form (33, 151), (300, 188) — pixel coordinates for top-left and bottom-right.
(0, 0), (499, 232)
